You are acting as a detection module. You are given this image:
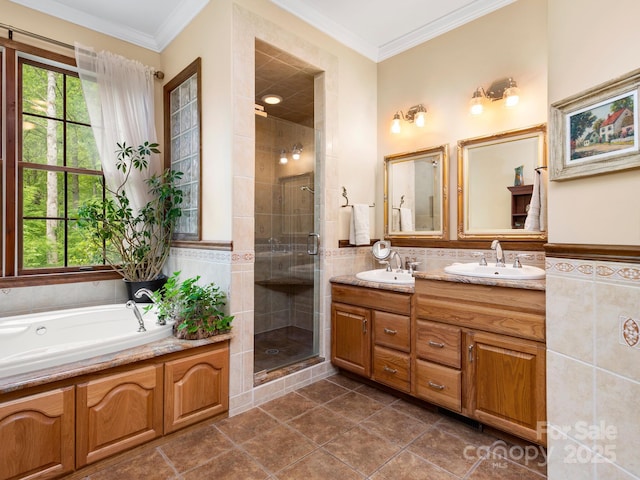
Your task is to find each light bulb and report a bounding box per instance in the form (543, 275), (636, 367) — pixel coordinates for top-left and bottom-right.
(279, 149), (288, 164)
(291, 144), (302, 160)
(391, 113), (401, 134)
(504, 87), (520, 107)
(415, 110), (425, 128)
(469, 88), (485, 115)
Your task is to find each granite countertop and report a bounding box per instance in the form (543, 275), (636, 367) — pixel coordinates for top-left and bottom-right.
(330, 270), (545, 293)
(0, 333), (233, 395)
(413, 270), (546, 291)
(329, 275), (415, 294)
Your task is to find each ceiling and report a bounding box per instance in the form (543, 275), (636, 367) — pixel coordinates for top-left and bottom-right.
(9, 0), (515, 123)
(10, 0), (515, 60)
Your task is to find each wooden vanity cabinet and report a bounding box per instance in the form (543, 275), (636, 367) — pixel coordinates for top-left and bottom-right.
(331, 284), (412, 392)
(76, 364), (163, 467)
(0, 387), (75, 480)
(415, 278), (546, 445)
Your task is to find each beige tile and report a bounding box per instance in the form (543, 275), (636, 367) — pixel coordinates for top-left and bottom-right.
(594, 282), (640, 382)
(546, 352), (595, 445)
(370, 450), (458, 480)
(241, 424), (316, 472)
(546, 431), (595, 480)
(595, 369), (640, 477)
(324, 426), (401, 476)
(546, 275), (595, 362)
(596, 459), (639, 479)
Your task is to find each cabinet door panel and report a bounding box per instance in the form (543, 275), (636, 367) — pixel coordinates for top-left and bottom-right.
(469, 331), (546, 443)
(331, 303), (371, 377)
(76, 364), (163, 467)
(164, 346), (230, 434)
(0, 387), (74, 480)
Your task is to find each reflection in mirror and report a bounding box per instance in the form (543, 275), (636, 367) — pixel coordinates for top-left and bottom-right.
(457, 124), (547, 240)
(384, 145), (448, 240)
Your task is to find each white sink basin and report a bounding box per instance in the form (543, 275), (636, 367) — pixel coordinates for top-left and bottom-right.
(444, 262), (545, 280)
(355, 269), (415, 285)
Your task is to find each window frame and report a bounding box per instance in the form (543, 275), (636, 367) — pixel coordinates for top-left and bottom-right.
(0, 38), (118, 286)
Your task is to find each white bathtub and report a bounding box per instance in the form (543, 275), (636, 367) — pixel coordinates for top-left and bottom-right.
(0, 304), (173, 378)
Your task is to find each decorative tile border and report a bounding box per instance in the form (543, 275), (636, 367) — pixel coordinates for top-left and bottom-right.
(547, 256), (640, 285)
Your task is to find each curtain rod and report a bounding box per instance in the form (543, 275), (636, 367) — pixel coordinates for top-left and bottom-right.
(0, 22), (164, 79)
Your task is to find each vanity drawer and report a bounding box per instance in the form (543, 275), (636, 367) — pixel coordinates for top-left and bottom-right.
(373, 346), (410, 393)
(415, 319), (461, 368)
(374, 311), (410, 352)
(415, 359), (461, 412)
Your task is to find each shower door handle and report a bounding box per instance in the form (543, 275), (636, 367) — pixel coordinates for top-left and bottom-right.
(307, 233), (320, 255)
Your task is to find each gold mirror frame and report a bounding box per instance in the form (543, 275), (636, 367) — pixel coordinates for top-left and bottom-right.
(384, 144), (449, 241)
(457, 124), (547, 240)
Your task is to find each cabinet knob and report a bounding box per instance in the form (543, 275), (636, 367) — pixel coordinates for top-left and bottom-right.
(383, 328), (397, 335)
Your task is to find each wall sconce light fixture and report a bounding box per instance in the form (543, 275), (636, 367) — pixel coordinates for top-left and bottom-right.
(391, 104), (427, 134)
(291, 143), (303, 160)
(279, 149), (288, 165)
(469, 77), (520, 115)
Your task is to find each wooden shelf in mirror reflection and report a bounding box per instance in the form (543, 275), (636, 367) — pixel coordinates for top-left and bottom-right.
(507, 184), (533, 229)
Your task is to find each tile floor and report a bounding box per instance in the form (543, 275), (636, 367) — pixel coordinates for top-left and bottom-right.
(254, 326), (315, 373)
(80, 374), (547, 479)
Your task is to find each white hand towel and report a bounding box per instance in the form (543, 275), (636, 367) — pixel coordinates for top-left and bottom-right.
(525, 170), (544, 231)
(400, 207), (413, 232)
(349, 204), (370, 245)
(539, 169), (547, 231)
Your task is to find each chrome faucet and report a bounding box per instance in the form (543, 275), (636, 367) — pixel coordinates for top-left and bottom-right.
(491, 239), (505, 267)
(388, 250), (403, 272)
(135, 288), (166, 325)
(126, 300), (146, 332)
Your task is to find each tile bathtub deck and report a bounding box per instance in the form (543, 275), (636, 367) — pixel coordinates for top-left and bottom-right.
(78, 374), (547, 480)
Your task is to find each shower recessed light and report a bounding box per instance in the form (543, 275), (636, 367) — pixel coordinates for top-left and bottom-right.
(262, 94), (282, 105)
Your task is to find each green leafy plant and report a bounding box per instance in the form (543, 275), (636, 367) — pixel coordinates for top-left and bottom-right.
(146, 271), (234, 339)
(78, 142), (183, 282)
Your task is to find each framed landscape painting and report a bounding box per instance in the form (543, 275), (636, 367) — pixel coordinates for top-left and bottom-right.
(550, 68), (640, 181)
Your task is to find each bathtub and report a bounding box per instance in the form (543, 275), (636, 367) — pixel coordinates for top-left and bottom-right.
(0, 304), (173, 378)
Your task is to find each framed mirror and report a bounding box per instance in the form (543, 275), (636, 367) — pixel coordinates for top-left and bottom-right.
(384, 144), (449, 241)
(457, 124), (547, 240)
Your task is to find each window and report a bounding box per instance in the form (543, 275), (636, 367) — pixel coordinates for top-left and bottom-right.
(164, 58), (202, 241)
(2, 42), (110, 282)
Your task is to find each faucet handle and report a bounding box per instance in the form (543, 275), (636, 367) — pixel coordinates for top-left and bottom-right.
(472, 252), (488, 266)
(513, 253), (533, 268)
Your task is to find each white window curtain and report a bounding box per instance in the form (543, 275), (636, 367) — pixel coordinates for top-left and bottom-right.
(74, 42), (158, 212)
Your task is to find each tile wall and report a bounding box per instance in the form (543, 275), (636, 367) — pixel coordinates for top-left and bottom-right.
(545, 257), (640, 480)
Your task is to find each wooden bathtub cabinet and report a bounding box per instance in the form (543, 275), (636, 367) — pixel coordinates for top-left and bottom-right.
(164, 347), (229, 434)
(0, 387), (74, 480)
(0, 340), (229, 479)
(76, 364), (163, 467)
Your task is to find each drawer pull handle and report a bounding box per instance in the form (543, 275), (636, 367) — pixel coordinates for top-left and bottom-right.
(383, 366), (398, 374)
(383, 328), (397, 335)
(468, 344), (474, 362)
(428, 381), (445, 390)
(428, 340), (445, 348)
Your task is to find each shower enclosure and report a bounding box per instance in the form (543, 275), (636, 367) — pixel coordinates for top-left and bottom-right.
(254, 115), (318, 374)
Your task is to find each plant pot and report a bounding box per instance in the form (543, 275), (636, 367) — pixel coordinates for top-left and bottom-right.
(124, 275), (168, 303)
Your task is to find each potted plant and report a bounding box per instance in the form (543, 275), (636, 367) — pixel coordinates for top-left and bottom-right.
(147, 271), (234, 339)
(78, 142), (183, 300)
